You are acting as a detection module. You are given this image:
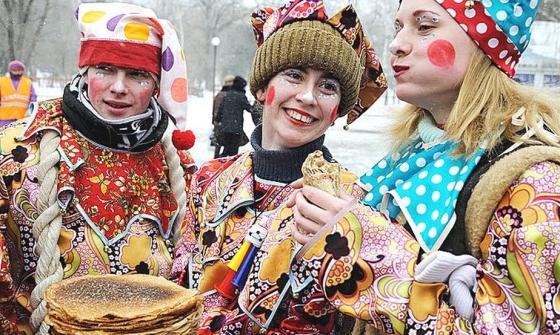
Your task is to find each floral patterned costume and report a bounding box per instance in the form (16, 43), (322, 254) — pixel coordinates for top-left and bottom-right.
(0, 98), (195, 334)
(173, 137), (560, 334)
(172, 130), (376, 334)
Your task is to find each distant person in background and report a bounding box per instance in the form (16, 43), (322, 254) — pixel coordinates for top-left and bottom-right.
(211, 74), (234, 158)
(0, 60), (37, 126)
(0, 3), (195, 334)
(216, 75), (253, 157)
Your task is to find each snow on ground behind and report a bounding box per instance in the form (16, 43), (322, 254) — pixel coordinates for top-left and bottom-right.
(38, 87), (394, 175)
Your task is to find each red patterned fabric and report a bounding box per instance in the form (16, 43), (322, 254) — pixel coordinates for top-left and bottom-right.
(57, 125), (179, 242)
(0, 98), (196, 333)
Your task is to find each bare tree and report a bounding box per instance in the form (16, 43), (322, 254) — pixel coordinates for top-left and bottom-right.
(0, 0), (51, 70)
(537, 1), (560, 22)
(180, 0), (252, 90)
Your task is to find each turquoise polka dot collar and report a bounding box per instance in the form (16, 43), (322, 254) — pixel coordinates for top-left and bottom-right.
(360, 117), (485, 252)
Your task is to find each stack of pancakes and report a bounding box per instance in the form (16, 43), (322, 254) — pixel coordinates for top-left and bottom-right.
(45, 274), (200, 334)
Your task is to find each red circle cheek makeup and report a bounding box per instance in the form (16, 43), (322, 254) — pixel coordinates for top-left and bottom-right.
(427, 39), (456, 68)
(330, 104), (339, 123)
(265, 86), (276, 106)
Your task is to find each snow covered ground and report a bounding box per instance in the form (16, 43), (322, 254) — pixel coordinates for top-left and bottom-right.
(37, 87), (395, 176)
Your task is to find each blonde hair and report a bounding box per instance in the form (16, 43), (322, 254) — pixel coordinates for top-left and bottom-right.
(389, 48), (560, 156)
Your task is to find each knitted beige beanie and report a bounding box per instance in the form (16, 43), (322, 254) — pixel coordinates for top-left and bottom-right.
(249, 20), (364, 116)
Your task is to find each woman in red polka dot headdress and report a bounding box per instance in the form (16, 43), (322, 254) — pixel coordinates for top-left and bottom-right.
(290, 0), (560, 333)
(0, 3), (197, 334)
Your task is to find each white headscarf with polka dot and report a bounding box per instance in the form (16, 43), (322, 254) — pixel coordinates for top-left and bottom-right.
(76, 2), (188, 129)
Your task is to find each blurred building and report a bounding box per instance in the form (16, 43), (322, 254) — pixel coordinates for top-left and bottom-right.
(515, 21), (560, 87)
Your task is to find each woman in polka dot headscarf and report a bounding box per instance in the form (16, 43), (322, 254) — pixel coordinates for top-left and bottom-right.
(292, 0), (560, 333)
(0, 3), (196, 334)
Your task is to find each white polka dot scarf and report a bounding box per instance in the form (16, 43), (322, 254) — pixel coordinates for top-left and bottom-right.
(360, 117), (485, 252)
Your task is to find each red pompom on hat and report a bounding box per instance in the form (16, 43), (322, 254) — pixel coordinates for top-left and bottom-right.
(171, 129), (196, 150)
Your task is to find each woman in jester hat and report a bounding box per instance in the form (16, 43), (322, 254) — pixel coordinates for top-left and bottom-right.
(170, 0), (388, 333)
(290, 0), (560, 333)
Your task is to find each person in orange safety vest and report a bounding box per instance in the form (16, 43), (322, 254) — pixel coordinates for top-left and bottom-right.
(0, 60), (37, 126)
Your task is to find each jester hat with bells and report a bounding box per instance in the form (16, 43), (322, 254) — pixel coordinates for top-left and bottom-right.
(249, 0), (388, 128)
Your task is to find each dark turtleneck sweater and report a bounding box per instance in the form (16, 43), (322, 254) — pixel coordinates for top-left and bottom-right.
(250, 125), (333, 184)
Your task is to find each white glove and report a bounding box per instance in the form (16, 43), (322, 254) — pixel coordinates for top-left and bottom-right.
(415, 251), (478, 321)
(449, 264), (477, 321)
(415, 251), (477, 283)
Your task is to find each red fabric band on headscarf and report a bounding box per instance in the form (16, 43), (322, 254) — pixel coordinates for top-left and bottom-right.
(79, 40), (161, 75)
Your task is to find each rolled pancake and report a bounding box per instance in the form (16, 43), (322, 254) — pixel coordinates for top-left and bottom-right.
(302, 150), (341, 196)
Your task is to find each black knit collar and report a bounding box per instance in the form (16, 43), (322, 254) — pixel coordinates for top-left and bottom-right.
(61, 84), (168, 152)
(250, 125), (333, 183)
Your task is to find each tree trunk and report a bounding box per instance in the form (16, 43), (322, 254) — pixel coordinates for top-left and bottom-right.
(0, 0), (50, 68)
(24, 0), (51, 70)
